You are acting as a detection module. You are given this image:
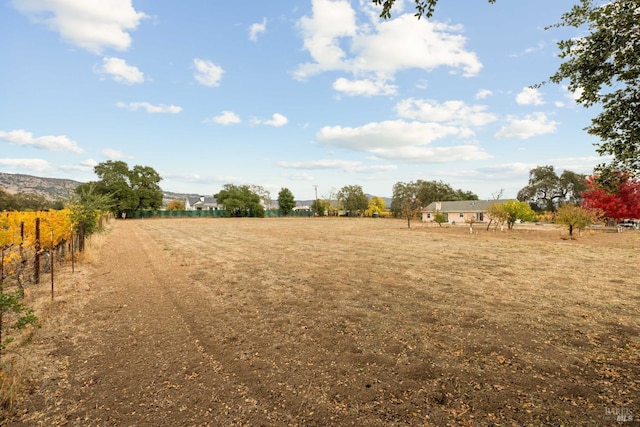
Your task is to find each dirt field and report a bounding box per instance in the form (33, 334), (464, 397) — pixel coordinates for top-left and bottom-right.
(3, 218), (639, 426)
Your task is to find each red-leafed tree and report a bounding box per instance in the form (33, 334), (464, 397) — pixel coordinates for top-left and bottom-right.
(581, 174), (640, 222)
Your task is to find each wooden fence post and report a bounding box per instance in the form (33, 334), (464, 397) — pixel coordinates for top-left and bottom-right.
(34, 217), (40, 284)
(78, 221), (85, 253)
(50, 230), (54, 300)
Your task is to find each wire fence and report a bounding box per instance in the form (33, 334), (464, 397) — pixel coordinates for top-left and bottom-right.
(131, 209), (315, 219)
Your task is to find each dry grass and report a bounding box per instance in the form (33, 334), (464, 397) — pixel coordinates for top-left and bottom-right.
(0, 227), (110, 415)
(0, 359), (24, 409)
(3, 217), (639, 425)
(131, 218), (639, 425)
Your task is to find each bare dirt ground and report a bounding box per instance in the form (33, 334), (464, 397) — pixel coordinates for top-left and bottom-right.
(2, 218), (639, 426)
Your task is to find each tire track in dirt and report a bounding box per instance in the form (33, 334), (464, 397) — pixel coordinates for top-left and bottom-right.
(10, 221), (279, 426)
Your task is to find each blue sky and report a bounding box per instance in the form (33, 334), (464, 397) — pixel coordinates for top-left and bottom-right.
(1, 0), (603, 200)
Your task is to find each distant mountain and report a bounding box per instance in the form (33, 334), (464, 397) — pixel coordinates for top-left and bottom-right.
(0, 172), (81, 201)
(0, 172), (196, 204)
(162, 191), (200, 204)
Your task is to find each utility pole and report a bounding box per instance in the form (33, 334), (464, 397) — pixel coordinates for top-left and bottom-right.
(313, 185), (318, 217)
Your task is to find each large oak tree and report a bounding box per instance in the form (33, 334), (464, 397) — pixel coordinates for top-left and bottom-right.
(337, 185), (368, 216)
(545, 0), (640, 176)
(77, 161), (163, 217)
(517, 165), (586, 212)
(215, 184), (265, 218)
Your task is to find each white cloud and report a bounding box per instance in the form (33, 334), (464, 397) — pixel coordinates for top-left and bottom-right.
(60, 158), (98, 172)
(562, 85), (584, 104)
(0, 158), (51, 172)
(516, 87), (544, 106)
(255, 113), (288, 127)
(277, 159), (397, 173)
(319, 120), (460, 149)
(361, 164), (398, 172)
(116, 101), (182, 114)
(332, 77), (397, 96)
(495, 112), (559, 139)
(249, 18), (267, 41)
(206, 111), (241, 125)
(295, 1), (482, 82)
(97, 57), (144, 84)
(511, 42), (545, 57)
(81, 158), (98, 167)
(395, 98), (497, 127)
(165, 173), (239, 184)
(11, 0), (147, 54)
(476, 162), (538, 177)
(101, 148), (126, 159)
(370, 145), (490, 163)
(316, 120), (490, 163)
(278, 159), (362, 170)
(0, 129), (84, 153)
(550, 155), (611, 175)
(283, 172), (315, 181)
(193, 58), (224, 87)
(295, 0), (357, 79)
(475, 89), (493, 100)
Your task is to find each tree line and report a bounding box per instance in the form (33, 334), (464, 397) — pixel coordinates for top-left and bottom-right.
(5, 159), (637, 237)
(0, 189), (64, 212)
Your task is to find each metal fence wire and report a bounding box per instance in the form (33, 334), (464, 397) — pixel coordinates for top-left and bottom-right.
(132, 209), (314, 219)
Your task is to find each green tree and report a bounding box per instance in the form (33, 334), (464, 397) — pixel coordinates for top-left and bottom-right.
(337, 185), (368, 216)
(215, 184), (265, 217)
(277, 188), (296, 216)
(367, 196), (386, 216)
(0, 188), (17, 211)
(517, 165), (586, 212)
(391, 182), (423, 228)
(69, 182), (114, 236)
(415, 180), (477, 207)
(545, 0), (640, 176)
(391, 180), (477, 217)
(433, 211), (448, 227)
(555, 204), (595, 236)
(79, 161), (163, 217)
(12, 193), (51, 211)
(373, 0), (495, 19)
(492, 200), (538, 230)
(391, 181), (418, 217)
(130, 165), (163, 211)
(311, 199), (330, 216)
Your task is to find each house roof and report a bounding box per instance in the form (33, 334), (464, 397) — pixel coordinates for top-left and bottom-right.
(423, 199), (515, 212)
(186, 196), (219, 207)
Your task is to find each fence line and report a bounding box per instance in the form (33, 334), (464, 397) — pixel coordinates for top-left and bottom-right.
(131, 209), (314, 219)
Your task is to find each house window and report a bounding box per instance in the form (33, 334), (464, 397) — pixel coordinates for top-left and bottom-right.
(427, 213), (431, 219)
(477, 212), (484, 221)
(459, 213), (464, 218)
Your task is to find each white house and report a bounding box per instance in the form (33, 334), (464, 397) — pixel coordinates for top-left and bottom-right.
(422, 200), (516, 224)
(185, 195), (221, 211)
